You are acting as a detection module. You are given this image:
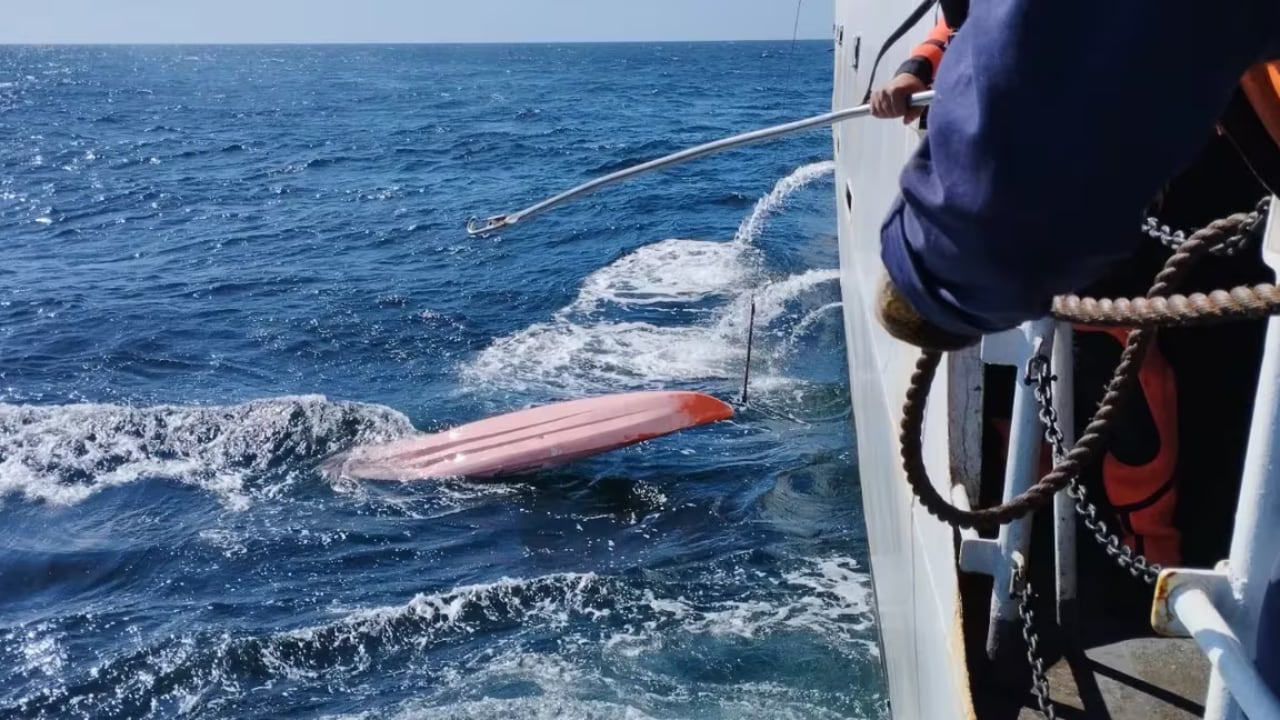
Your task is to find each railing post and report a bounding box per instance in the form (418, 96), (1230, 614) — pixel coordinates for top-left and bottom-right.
(1051, 323), (1078, 631)
(978, 319), (1056, 661)
(1204, 195), (1280, 720)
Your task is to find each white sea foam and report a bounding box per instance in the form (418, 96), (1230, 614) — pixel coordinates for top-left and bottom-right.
(304, 555), (875, 720)
(463, 162), (838, 395)
(324, 652), (863, 720)
(569, 238), (756, 311)
(733, 160), (835, 245)
(3, 555), (875, 718)
(0, 395), (415, 507)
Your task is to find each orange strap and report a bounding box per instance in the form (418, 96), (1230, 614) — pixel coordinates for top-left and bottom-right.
(907, 17), (953, 78)
(1240, 61), (1280, 152)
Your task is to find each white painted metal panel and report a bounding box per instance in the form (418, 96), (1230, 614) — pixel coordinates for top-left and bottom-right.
(831, 1), (972, 717)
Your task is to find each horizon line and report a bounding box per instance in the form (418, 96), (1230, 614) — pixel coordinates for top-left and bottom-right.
(0, 37), (831, 47)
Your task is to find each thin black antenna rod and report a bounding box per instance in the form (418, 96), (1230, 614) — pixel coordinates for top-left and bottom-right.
(741, 297), (757, 405)
(783, 0), (804, 90)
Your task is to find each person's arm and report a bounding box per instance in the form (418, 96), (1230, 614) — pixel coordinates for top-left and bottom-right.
(871, 16), (952, 122)
(878, 0), (1280, 346)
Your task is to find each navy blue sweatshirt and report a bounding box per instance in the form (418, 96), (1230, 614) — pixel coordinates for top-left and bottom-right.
(880, 0), (1280, 337)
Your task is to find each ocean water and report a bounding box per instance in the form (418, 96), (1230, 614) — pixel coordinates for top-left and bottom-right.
(0, 42), (882, 719)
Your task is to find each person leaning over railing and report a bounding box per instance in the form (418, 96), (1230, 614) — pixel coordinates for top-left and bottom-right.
(871, 0), (1280, 698)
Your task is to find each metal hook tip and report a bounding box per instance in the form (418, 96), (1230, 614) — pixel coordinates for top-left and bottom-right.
(465, 215), (508, 236)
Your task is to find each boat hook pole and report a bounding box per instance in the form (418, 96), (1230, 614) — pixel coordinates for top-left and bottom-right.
(465, 91), (936, 235)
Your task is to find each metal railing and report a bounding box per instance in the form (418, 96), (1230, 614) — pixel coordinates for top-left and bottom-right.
(1153, 196), (1280, 720)
(965, 196), (1280, 718)
(956, 319), (1057, 659)
(1156, 573), (1280, 720)
(962, 280), (1280, 718)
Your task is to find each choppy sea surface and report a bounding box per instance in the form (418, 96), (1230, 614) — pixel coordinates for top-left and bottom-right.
(0, 42), (883, 719)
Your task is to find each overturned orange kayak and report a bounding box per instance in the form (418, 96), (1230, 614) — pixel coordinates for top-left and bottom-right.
(321, 391), (734, 481)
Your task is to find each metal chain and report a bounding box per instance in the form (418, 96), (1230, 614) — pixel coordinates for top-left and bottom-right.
(1014, 561), (1057, 720)
(1140, 195), (1271, 257)
(1025, 355), (1162, 585)
(1142, 217), (1247, 256)
(900, 205), (1272, 529)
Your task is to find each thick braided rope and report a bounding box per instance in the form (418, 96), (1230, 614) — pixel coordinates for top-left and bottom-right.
(1054, 206), (1273, 326)
(1052, 284), (1280, 326)
(899, 223), (1225, 529)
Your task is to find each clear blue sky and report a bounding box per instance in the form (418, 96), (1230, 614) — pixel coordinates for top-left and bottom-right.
(2, 1), (832, 44)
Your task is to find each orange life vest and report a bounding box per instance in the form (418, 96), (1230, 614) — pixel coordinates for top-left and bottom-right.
(991, 325), (1181, 566)
(1076, 325), (1180, 567)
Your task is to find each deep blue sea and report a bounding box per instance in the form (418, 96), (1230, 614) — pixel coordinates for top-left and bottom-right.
(0, 42), (882, 719)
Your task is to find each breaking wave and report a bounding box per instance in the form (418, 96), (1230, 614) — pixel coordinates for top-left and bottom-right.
(463, 162), (839, 395)
(3, 555), (877, 719)
(0, 395), (415, 508)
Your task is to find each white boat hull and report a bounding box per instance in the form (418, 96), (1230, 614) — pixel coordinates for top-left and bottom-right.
(831, 1), (974, 717)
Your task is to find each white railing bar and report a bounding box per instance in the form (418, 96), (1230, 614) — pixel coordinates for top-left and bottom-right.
(1172, 583), (1280, 720)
